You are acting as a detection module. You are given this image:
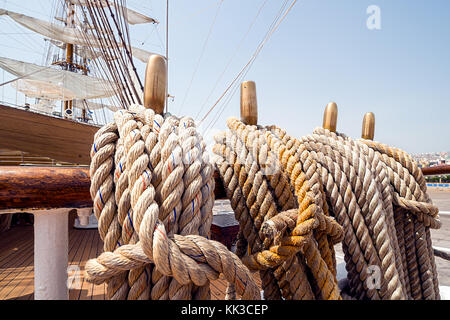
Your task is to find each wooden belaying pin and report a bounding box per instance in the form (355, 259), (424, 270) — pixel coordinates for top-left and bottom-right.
(240, 81), (258, 125)
(361, 112), (375, 140)
(144, 54), (167, 115)
(323, 102), (338, 133)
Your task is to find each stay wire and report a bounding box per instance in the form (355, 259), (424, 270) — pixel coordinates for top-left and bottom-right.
(199, 0), (297, 127)
(194, 0), (269, 121)
(177, 0), (224, 116)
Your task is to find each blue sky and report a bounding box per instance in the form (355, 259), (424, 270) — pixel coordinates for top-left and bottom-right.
(0, 0), (449, 154)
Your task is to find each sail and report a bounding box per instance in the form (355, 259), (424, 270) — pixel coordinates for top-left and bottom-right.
(27, 100), (56, 114)
(131, 47), (162, 64)
(81, 100), (118, 112)
(0, 8), (160, 64)
(0, 57), (118, 100)
(0, 9), (102, 48)
(44, 39), (103, 61)
(11, 79), (77, 101)
(67, 0), (158, 25)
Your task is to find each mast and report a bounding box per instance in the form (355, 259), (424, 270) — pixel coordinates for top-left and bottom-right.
(165, 0), (169, 113)
(0, 3), (159, 120)
(81, 10), (89, 122)
(64, 2), (75, 119)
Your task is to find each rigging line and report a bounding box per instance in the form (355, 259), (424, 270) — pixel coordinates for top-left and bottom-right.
(199, 0), (289, 127)
(3, 15), (48, 52)
(86, 0), (134, 106)
(76, 1), (128, 108)
(103, 0), (143, 102)
(154, 22), (166, 52)
(116, 0), (144, 96)
(204, 43), (258, 137)
(204, 18), (287, 135)
(202, 0), (288, 134)
(97, 1), (137, 108)
(198, 0), (297, 125)
(166, 0), (168, 113)
(0, 43), (47, 56)
(0, 65), (54, 87)
(1, 20), (45, 54)
(68, 33), (116, 108)
(178, 0), (224, 116)
(110, 1), (142, 104)
(203, 36), (261, 135)
(203, 68), (241, 137)
(0, 32), (36, 35)
(74, 3), (119, 100)
(139, 24), (156, 45)
(43, 0), (58, 67)
(98, 0), (138, 105)
(84, 47), (124, 109)
(194, 0), (269, 121)
(184, 0), (223, 20)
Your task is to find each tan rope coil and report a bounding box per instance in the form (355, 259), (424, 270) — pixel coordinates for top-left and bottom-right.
(213, 118), (441, 300)
(87, 107), (441, 300)
(213, 118), (344, 300)
(86, 105), (260, 300)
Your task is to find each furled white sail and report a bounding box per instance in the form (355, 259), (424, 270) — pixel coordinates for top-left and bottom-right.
(82, 100), (118, 112)
(0, 9), (102, 48)
(27, 100), (56, 114)
(12, 79), (77, 100)
(44, 39), (103, 61)
(67, 0), (158, 25)
(0, 57), (118, 100)
(0, 8), (160, 63)
(130, 47), (162, 64)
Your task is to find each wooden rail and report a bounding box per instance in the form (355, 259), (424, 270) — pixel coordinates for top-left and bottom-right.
(0, 164), (449, 211)
(0, 166), (92, 210)
(421, 165), (450, 176)
(0, 166), (226, 210)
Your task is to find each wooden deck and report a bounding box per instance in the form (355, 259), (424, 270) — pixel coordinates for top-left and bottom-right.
(0, 224), (260, 300)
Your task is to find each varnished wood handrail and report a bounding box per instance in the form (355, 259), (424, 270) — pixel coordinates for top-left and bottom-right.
(0, 166), (92, 210)
(0, 166), (227, 210)
(421, 165), (450, 176)
(0, 164), (448, 211)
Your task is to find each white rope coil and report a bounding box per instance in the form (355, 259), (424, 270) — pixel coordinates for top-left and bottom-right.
(86, 105), (260, 300)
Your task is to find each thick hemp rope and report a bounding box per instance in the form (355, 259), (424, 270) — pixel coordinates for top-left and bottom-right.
(213, 118), (344, 300)
(213, 118), (441, 300)
(87, 107), (442, 300)
(86, 105), (260, 300)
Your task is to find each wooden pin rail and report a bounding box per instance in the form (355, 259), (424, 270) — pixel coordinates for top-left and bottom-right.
(421, 165), (450, 176)
(0, 166), (92, 210)
(0, 166), (227, 210)
(1, 164), (448, 212)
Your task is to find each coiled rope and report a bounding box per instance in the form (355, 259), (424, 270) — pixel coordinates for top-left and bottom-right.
(85, 105), (260, 300)
(213, 118), (441, 300)
(86, 106), (442, 300)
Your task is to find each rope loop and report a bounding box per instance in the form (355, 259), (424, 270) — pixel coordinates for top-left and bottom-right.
(88, 108), (441, 301)
(86, 106), (260, 300)
(213, 118), (441, 300)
